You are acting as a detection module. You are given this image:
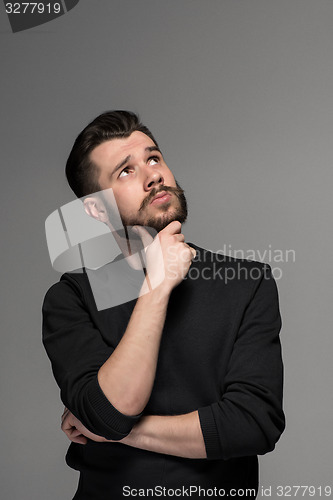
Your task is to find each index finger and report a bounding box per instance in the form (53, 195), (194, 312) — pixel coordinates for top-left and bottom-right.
(160, 220), (182, 235)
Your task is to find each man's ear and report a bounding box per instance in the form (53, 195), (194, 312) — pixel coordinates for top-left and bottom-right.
(83, 196), (109, 223)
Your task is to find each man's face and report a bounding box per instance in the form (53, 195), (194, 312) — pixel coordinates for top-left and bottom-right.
(90, 131), (187, 232)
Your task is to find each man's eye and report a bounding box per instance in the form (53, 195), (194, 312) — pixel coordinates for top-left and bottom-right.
(148, 156), (160, 165)
(119, 167), (131, 178)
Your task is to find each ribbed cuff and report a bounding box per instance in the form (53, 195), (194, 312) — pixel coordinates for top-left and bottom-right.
(198, 406), (222, 460)
(87, 376), (142, 440)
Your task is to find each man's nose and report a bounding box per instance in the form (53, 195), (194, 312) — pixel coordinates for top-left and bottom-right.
(144, 169), (164, 191)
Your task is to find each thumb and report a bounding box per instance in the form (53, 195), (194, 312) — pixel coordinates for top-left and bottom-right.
(132, 225), (155, 248)
(189, 246), (196, 259)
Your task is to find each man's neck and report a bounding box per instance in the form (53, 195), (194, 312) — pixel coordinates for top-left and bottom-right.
(107, 224), (148, 270)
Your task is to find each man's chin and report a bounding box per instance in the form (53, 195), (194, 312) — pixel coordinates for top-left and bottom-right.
(144, 211), (187, 233)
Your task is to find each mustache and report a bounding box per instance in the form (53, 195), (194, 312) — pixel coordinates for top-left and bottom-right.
(139, 185), (184, 212)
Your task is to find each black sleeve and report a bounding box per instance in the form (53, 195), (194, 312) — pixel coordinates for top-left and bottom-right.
(42, 274), (141, 440)
(198, 265), (285, 460)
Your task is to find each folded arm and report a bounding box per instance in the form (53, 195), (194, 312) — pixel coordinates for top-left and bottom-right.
(62, 408), (206, 459)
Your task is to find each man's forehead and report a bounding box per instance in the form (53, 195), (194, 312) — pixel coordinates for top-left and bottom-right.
(90, 131), (156, 166)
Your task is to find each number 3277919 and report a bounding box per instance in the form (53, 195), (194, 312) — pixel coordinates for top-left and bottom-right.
(5, 3), (61, 14)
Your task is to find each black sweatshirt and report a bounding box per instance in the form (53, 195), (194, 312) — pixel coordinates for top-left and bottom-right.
(42, 243), (285, 499)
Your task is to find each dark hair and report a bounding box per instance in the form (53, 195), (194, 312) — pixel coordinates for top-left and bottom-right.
(65, 110), (159, 198)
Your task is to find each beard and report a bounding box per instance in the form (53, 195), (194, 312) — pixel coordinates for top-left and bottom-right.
(118, 181), (188, 233)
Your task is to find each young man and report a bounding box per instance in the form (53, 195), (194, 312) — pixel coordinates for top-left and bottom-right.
(42, 110), (285, 499)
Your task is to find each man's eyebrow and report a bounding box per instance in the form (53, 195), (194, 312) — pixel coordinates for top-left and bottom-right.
(145, 146), (162, 154)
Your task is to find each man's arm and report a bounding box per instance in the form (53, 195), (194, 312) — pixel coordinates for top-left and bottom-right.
(96, 221), (195, 416)
(43, 221), (195, 439)
(121, 412), (206, 459)
(62, 408), (207, 459)
(97, 284), (169, 417)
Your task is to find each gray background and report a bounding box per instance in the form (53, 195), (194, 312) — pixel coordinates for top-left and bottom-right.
(1, 1), (332, 498)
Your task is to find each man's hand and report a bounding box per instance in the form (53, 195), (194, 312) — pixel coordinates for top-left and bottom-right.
(134, 221), (196, 294)
(61, 407), (107, 445)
